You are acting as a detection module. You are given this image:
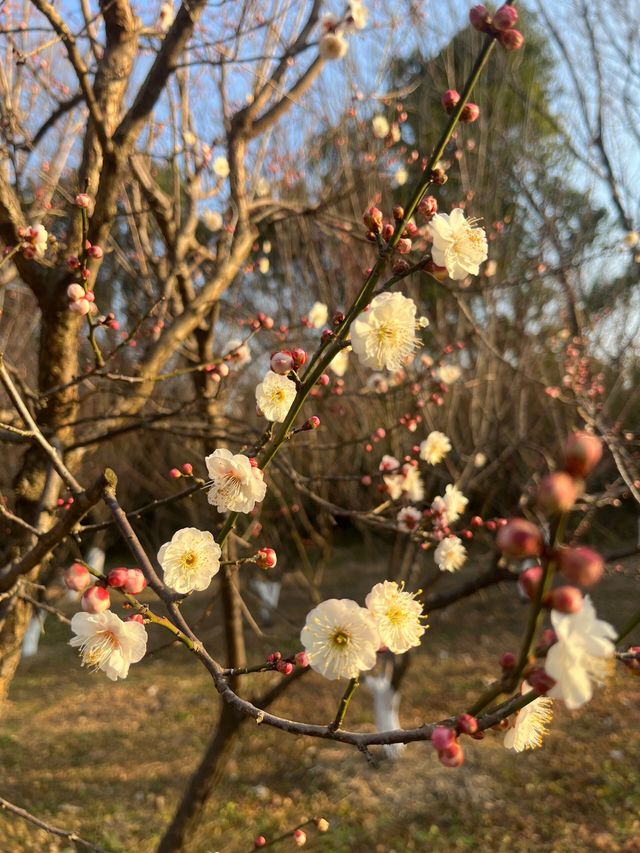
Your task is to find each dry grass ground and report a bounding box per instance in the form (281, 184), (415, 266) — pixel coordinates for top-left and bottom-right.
(1, 548), (639, 853)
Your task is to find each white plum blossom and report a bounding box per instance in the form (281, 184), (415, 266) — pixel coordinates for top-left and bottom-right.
(394, 167), (408, 187)
(319, 32), (348, 60)
(504, 684), (553, 752)
(70, 611), (147, 681)
(258, 257), (270, 274)
(397, 506), (421, 533)
(329, 348), (349, 377)
(300, 599), (379, 680)
(203, 210), (223, 231)
(158, 2), (173, 31)
(434, 536), (467, 572)
(379, 454), (400, 473)
(384, 463), (424, 502)
(347, 0), (368, 30)
(402, 464), (424, 502)
(428, 208), (488, 280)
(442, 484), (468, 522)
(420, 431), (452, 465)
(24, 224), (48, 257)
(372, 115), (390, 139)
(545, 596), (616, 710)
(255, 371), (297, 422)
(351, 292), (421, 371)
(367, 373), (390, 394)
(158, 527), (221, 594)
(223, 338), (251, 368)
(205, 449), (267, 513)
(434, 364), (462, 385)
(365, 581), (426, 654)
(307, 301), (329, 328)
(213, 156), (230, 178)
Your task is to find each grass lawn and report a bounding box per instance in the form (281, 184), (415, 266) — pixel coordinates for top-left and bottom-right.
(1, 549), (639, 852)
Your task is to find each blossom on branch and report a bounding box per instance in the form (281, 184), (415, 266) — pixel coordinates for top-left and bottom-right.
(397, 506), (421, 533)
(419, 431), (452, 465)
(307, 301), (329, 328)
(351, 292), (421, 371)
(428, 209), (488, 280)
(442, 484), (468, 522)
(365, 581), (426, 654)
(69, 611), (147, 680)
(434, 536), (467, 572)
(158, 527), (222, 594)
(300, 598), (379, 680)
(205, 449), (267, 513)
(503, 684), (553, 752)
(255, 371), (297, 422)
(545, 596), (616, 710)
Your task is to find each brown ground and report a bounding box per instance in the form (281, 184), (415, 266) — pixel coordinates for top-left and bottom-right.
(0, 550), (639, 853)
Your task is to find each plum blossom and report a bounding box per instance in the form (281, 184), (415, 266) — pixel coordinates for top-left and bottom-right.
(420, 431), (452, 465)
(545, 596), (616, 710)
(203, 210), (223, 231)
(346, 0), (368, 30)
(397, 506), (421, 533)
(255, 371), (297, 422)
(307, 301), (329, 328)
(504, 684), (553, 752)
(205, 449), (267, 513)
(158, 2), (173, 31)
(434, 364), (462, 385)
(442, 484), (468, 522)
(428, 209), (488, 280)
(22, 224), (48, 257)
(213, 156), (230, 178)
(158, 527), (221, 594)
(319, 32), (348, 60)
(70, 610), (147, 680)
(329, 348), (349, 377)
(223, 338), (251, 368)
(372, 115), (390, 139)
(365, 581), (426, 654)
(351, 292), (421, 371)
(300, 599), (379, 680)
(434, 536), (467, 572)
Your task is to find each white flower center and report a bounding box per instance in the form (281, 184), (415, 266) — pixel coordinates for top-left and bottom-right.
(80, 630), (119, 671)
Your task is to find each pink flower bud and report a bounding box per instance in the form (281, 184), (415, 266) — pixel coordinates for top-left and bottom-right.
(564, 431), (603, 478)
(290, 348), (307, 370)
(381, 223), (394, 241)
(126, 614), (145, 624)
(169, 468), (182, 479)
(256, 547), (277, 569)
(498, 29), (525, 50)
(66, 255), (81, 270)
(87, 244), (103, 260)
(302, 416), (320, 431)
(107, 567), (130, 588)
(267, 651), (282, 663)
(63, 562), (91, 592)
(254, 837), (267, 849)
(270, 351), (294, 374)
(556, 546), (604, 587)
(519, 566), (543, 600)
(81, 585), (111, 613)
(293, 829), (307, 847)
(277, 661), (294, 675)
(537, 472), (579, 513)
(69, 298), (91, 315)
(396, 238), (412, 254)
(181, 463), (193, 475)
(317, 373), (330, 386)
(67, 283), (85, 302)
(295, 651), (310, 667)
(75, 193), (92, 209)
(493, 4), (519, 31)
(363, 206), (383, 233)
(501, 651), (516, 669)
(441, 89), (461, 113)
(431, 726), (455, 751)
(122, 569), (147, 595)
(496, 518), (543, 558)
(438, 740), (464, 767)
(528, 667), (556, 695)
(418, 196), (438, 219)
(392, 260), (410, 275)
(456, 713), (478, 735)
(460, 103), (480, 124)
(469, 4), (492, 31)
(547, 585), (583, 614)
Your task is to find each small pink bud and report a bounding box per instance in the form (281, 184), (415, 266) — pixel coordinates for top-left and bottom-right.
(556, 546), (604, 587)
(127, 614), (145, 624)
(396, 237), (412, 254)
(500, 651), (516, 669)
(469, 4), (492, 32)
(537, 471), (579, 513)
(417, 196), (438, 219)
(498, 28), (525, 50)
(564, 431), (603, 478)
(267, 651), (282, 663)
(456, 713), (478, 735)
(290, 348), (307, 370)
(75, 193), (92, 209)
(493, 4), (519, 31)
(528, 667), (556, 694)
(67, 284), (85, 302)
(69, 298), (91, 316)
(363, 206), (383, 233)
(438, 740), (464, 768)
(63, 562), (91, 592)
(496, 518), (543, 558)
(441, 89), (461, 113)
(460, 103), (480, 123)
(547, 585), (583, 614)
(107, 567), (130, 588)
(393, 259), (410, 275)
(270, 351), (294, 374)
(255, 547), (277, 570)
(81, 585), (111, 613)
(66, 255), (81, 270)
(431, 726), (455, 751)
(519, 566), (543, 600)
(277, 661), (294, 675)
(169, 468), (182, 479)
(381, 223), (394, 241)
(302, 416), (320, 431)
(293, 829), (307, 847)
(295, 651), (310, 667)
(181, 463), (193, 475)
(317, 374), (330, 386)
(254, 837), (267, 849)
(122, 569), (147, 595)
